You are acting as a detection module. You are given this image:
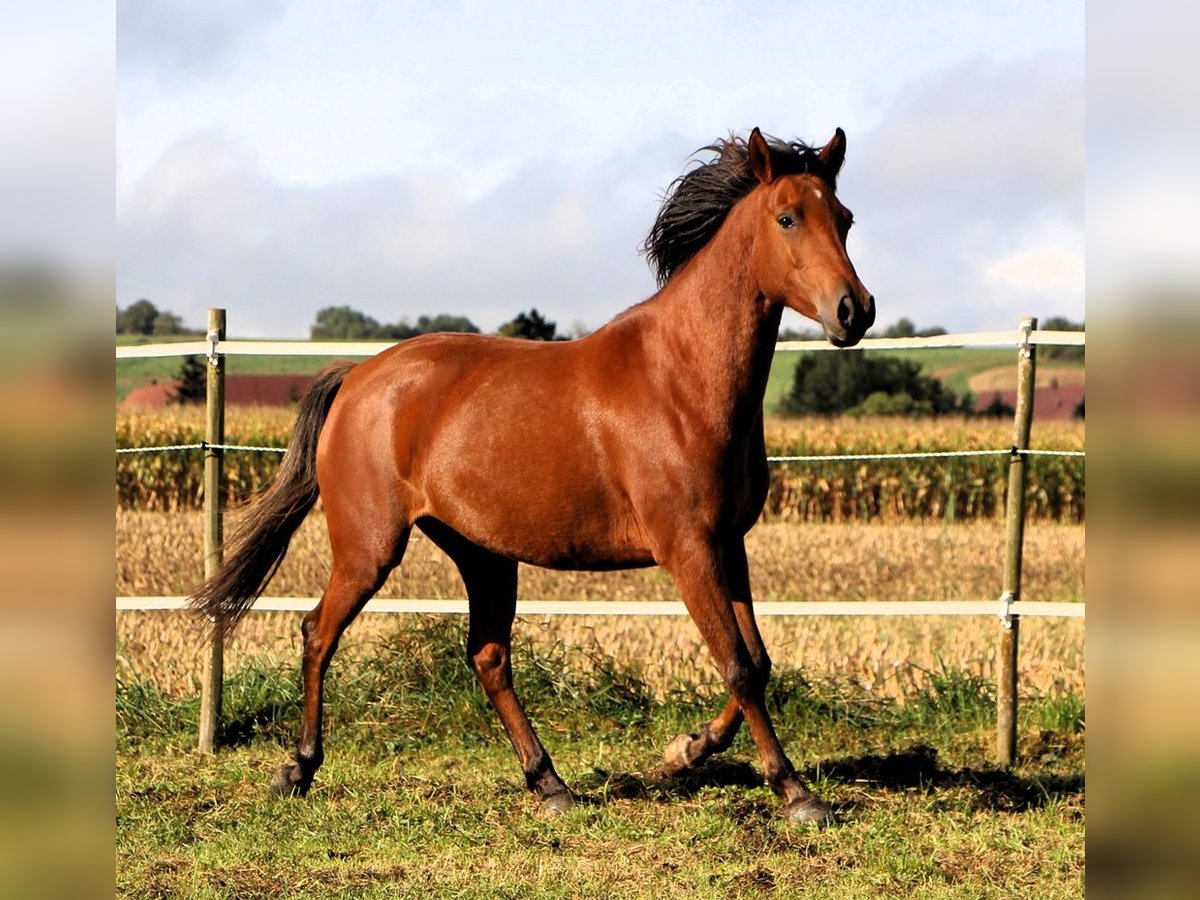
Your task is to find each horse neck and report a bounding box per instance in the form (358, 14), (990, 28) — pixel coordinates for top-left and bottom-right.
(650, 209), (782, 432)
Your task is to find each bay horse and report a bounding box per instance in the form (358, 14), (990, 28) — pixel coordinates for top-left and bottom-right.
(191, 127), (874, 825)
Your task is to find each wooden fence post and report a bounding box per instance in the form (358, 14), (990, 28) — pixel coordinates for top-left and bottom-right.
(997, 315), (1037, 767)
(198, 308), (226, 754)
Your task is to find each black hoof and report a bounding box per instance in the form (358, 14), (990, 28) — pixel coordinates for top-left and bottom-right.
(270, 763), (310, 798)
(781, 796), (835, 827)
(538, 791), (574, 817)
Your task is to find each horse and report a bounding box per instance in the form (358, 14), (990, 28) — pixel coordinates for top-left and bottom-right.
(191, 127), (874, 825)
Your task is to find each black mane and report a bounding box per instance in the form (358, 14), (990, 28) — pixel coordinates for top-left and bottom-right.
(642, 132), (833, 286)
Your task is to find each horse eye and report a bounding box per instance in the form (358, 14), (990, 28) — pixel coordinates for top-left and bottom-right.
(777, 215), (795, 229)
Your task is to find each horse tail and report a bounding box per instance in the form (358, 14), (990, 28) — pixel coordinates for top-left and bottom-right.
(189, 360), (355, 632)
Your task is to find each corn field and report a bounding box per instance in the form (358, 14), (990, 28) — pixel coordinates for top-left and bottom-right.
(116, 408), (1084, 521)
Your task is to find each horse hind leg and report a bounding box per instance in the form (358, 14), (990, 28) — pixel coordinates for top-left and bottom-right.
(271, 526), (411, 797)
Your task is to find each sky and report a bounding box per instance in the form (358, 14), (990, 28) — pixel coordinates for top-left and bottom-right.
(116, 0), (1085, 338)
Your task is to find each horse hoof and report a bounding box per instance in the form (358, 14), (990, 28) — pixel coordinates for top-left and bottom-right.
(538, 791), (574, 817)
(270, 764), (308, 798)
(781, 797), (835, 827)
(663, 732), (699, 776)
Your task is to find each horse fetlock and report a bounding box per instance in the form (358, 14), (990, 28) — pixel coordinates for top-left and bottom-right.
(762, 760), (802, 798)
(523, 754), (569, 800)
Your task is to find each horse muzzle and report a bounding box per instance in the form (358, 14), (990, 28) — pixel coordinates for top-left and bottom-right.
(823, 292), (875, 348)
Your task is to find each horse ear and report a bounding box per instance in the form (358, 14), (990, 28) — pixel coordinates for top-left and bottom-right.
(818, 127), (847, 180)
(748, 127), (773, 184)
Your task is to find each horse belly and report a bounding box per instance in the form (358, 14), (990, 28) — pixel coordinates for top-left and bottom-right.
(430, 481), (654, 570)
(418, 431), (654, 570)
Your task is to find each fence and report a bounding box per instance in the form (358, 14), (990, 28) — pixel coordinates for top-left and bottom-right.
(116, 311), (1085, 765)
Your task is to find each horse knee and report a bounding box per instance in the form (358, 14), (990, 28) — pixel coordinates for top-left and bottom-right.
(469, 642), (511, 693)
(724, 656), (767, 701)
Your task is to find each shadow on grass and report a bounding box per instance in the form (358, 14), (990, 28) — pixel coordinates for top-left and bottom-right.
(570, 743), (1082, 817)
(573, 756), (764, 805)
(808, 743), (1083, 814)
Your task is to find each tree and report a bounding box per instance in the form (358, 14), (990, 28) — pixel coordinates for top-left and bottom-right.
(883, 317), (916, 338)
(847, 391), (934, 417)
(117, 299), (194, 335)
(881, 317), (947, 339)
(171, 355), (206, 405)
(498, 308), (559, 341)
(1040, 316), (1085, 362)
(310, 305), (383, 339)
(979, 393), (1015, 418)
(309, 307), (481, 340)
(415, 314), (479, 334)
(117, 299), (160, 335)
(152, 311), (185, 335)
(782, 350), (970, 417)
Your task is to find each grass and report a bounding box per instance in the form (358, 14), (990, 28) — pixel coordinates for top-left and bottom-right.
(116, 616), (1084, 898)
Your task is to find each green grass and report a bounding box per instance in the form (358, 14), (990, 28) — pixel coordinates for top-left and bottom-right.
(117, 618), (1084, 898)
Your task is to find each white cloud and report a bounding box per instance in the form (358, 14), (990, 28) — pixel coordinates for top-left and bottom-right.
(986, 247), (1083, 293)
(116, 131), (665, 336)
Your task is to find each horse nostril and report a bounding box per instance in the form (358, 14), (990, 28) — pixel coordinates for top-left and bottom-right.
(837, 296), (853, 328)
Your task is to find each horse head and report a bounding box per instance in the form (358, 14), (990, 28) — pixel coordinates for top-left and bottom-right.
(746, 127), (875, 347)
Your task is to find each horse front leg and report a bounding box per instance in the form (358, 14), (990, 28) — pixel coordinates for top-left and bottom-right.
(662, 532), (832, 825)
(664, 540), (763, 774)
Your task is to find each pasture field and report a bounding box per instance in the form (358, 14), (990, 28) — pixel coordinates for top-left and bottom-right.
(116, 516), (1084, 898)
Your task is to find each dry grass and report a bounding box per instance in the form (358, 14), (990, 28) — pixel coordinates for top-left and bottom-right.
(117, 512), (1083, 702)
(967, 365), (1087, 393)
(761, 413), (1084, 448)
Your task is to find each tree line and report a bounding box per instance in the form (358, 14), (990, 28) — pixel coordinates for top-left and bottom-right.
(117, 300), (567, 342)
(308, 305), (566, 341)
(119, 299), (1081, 417)
(116, 299), (199, 336)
